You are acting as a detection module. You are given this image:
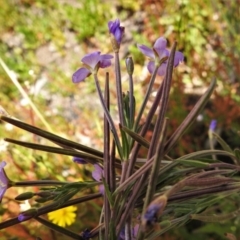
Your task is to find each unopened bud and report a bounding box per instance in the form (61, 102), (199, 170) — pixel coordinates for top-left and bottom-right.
(125, 57), (134, 75)
(141, 194), (167, 230)
(18, 208), (38, 221)
(15, 192), (34, 201)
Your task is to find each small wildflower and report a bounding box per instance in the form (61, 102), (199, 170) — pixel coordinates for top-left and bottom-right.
(209, 119), (217, 131)
(72, 51), (113, 83)
(73, 156), (87, 164)
(92, 164), (104, 194)
(137, 37), (184, 76)
(108, 19), (124, 50)
(48, 206), (77, 227)
(18, 208), (38, 221)
(142, 195), (167, 229)
(0, 161), (9, 203)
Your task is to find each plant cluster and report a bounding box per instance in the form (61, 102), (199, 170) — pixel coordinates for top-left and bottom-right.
(0, 19), (240, 240)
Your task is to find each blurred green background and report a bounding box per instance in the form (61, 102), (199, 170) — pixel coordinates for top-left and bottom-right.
(0, 0), (239, 239)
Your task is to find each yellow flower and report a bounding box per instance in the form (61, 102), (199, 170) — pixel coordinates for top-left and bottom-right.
(48, 206), (77, 227)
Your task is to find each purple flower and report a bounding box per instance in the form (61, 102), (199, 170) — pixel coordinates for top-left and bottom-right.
(108, 19), (124, 45)
(0, 161), (9, 202)
(137, 37), (184, 76)
(72, 51), (113, 83)
(142, 195), (167, 228)
(92, 164), (104, 194)
(143, 203), (162, 225)
(72, 157), (87, 164)
(209, 119), (217, 131)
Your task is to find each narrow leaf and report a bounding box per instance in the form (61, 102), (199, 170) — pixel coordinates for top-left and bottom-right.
(212, 132), (233, 153)
(164, 78), (216, 154)
(35, 216), (82, 240)
(120, 124), (149, 149)
(4, 138), (102, 164)
(1, 116), (103, 157)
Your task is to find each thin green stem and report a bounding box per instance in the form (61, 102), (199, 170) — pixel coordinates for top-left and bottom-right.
(134, 64), (159, 131)
(114, 52), (125, 126)
(93, 74), (123, 160)
(128, 73), (134, 128)
(104, 73), (110, 240)
(13, 180), (68, 187)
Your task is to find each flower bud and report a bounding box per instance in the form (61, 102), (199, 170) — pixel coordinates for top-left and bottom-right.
(73, 156), (87, 164)
(141, 194), (167, 230)
(18, 208), (38, 221)
(35, 196), (54, 203)
(125, 57), (134, 75)
(108, 19), (124, 52)
(36, 191), (53, 198)
(15, 192), (34, 201)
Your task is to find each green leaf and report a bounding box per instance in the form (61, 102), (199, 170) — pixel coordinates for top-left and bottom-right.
(35, 216), (82, 240)
(177, 149), (236, 160)
(212, 132), (233, 153)
(102, 177), (114, 207)
(234, 148), (240, 162)
(177, 159), (210, 168)
(120, 124), (149, 149)
(4, 138), (103, 164)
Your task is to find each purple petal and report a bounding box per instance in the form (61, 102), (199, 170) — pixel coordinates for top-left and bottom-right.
(99, 54), (113, 68)
(73, 157), (87, 164)
(174, 51), (184, 67)
(100, 54), (113, 60)
(0, 161), (8, 185)
(0, 187), (7, 202)
(0, 161), (8, 202)
(18, 213), (28, 222)
(81, 52), (101, 69)
(132, 224), (139, 238)
(148, 61), (167, 76)
(0, 161), (6, 170)
(92, 164), (103, 182)
(108, 19), (124, 44)
(99, 59), (112, 68)
(153, 37), (167, 50)
(147, 61), (155, 74)
(137, 44), (154, 58)
(99, 184), (104, 195)
(209, 120), (217, 131)
(108, 19), (120, 33)
(18, 208), (37, 222)
(114, 27), (124, 44)
(143, 203), (162, 225)
(157, 63), (167, 76)
(72, 68), (91, 83)
(154, 48), (169, 61)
